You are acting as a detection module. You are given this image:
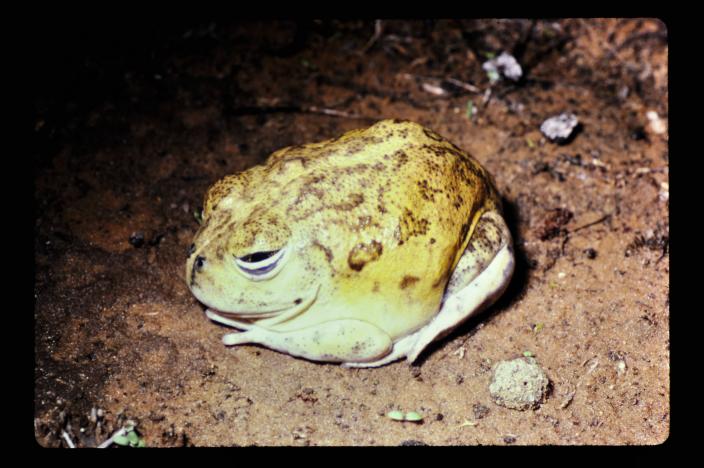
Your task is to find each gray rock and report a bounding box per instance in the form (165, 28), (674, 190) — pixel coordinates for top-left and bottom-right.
(540, 112), (579, 143)
(482, 52), (523, 82)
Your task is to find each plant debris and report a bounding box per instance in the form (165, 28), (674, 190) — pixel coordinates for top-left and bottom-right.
(386, 410), (424, 423)
(536, 208), (574, 241)
(624, 225), (669, 260)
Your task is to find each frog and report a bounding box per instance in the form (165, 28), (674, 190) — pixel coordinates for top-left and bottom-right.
(186, 119), (514, 367)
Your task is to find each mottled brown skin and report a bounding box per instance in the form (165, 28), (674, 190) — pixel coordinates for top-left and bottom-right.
(187, 119), (505, 360)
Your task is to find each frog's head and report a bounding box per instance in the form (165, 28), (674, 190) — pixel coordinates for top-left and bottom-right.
(186, 175), (320, 319)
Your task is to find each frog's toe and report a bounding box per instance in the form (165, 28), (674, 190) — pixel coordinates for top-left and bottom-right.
(222, 331), (255, 346)
(341, 333), (418, 368)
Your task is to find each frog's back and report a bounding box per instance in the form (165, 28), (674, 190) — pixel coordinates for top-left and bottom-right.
(252, 120), (500, 338)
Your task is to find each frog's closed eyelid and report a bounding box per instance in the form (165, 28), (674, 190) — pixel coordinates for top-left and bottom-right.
(238, 250), (280, 263)
(234, 247), (288, 280)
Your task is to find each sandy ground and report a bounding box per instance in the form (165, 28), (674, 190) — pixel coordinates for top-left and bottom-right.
(33, 19), (668, 446)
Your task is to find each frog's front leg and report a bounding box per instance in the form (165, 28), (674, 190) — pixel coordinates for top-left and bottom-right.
(215, 317), (394, 364)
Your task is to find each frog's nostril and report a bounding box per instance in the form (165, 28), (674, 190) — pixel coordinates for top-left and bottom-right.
(195, 255), (206, 271)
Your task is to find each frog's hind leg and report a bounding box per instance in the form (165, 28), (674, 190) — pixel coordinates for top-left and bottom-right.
(210, 316), (395, 365)
(406, 211), (515, 363)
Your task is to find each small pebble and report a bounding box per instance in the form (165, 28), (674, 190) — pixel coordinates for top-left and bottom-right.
(399, 440), (427, 446)
(631, 126), (647, 141)
(129, 231), (145, 248)
(540, 113), (579, 144)
(646, 110), (667, 135)
(472, 403), (490, 420)
(584, 248), (597, 259)
(482, 52), (523, 82)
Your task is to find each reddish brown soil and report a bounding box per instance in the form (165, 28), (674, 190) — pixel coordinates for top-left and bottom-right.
(34, 19), (668, 446)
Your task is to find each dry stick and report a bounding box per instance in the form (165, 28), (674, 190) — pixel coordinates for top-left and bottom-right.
(304, 106), (366, 120)
(227, 104), (373, 121)
(482, 87), (493, 107)
(559, 213), (612, 255)
(362, 20), (383, 53)
(402, 74), (482, 95)
(97, 424), (133, 449)
(61, 430), (76, 448)
(444, 77), (481, 94)
(569, 214), (612, 234)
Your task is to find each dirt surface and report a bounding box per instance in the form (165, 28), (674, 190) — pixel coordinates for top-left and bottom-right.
(33, 19), (669, 446)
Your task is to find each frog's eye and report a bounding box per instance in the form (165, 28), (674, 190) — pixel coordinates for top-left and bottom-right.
(234, 247), (287, 281)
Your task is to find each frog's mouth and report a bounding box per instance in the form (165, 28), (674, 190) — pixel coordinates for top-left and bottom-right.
(204, 285), (320, 331)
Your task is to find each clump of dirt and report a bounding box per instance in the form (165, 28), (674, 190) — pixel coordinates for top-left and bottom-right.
(489, 357), (551, 410)
(535, 208), (574, 241)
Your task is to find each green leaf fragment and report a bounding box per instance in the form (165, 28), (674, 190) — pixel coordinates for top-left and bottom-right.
(523, 351), (534, 358)
(466, 100), (475, 119)
(387, 410), (405, 421)
(404, 411), (423, 422)
(136, 439), (147, 448)
(113, 434), (131, 446)
(126, 430), (140, 445)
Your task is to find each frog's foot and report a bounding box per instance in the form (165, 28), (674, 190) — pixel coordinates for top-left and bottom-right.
(215, 318), (394, 365)
(341, 333), (419, 368)
(406, 211), (515, 363)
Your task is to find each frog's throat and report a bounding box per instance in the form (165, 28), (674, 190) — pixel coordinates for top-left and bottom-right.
(205, 284), (320, 331)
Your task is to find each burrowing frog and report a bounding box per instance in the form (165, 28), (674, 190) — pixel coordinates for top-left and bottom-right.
(186, 119), (514, 367)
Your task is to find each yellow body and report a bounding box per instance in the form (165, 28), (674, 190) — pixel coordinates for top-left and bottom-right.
(186, 119), (511, 365)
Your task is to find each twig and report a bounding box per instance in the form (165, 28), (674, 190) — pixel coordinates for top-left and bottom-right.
(225, 104), (373, 121)
(559, 389), (576, 409)
(362, 20), (383, 53)
(97, 424), (133, 449)
(399, 73), (482, 96)
(481, 88), (493, 107)
(304, 106), (365, 119)
(569, 214), (612, 234)
(607, 30), (668, 60)
(444, 77), (481, 94)
(560, 233), (570, 255)
(61, 430), (76, 448)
